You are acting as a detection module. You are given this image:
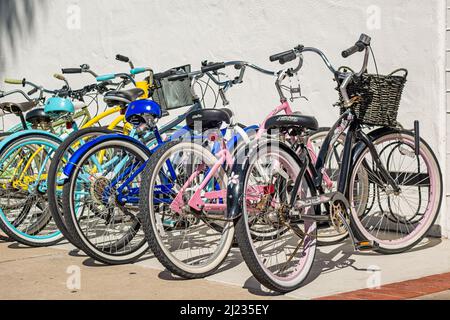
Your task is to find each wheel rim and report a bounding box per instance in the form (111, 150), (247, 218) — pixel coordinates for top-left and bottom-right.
(242, 144), (317, 286)
(349, 133), (441, 248)
(0, 137), (62, 242)
(148, 142), (234, 274)
(68, 141), (148, 259)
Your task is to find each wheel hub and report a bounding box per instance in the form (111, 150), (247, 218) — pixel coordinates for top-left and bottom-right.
(330, 201), (348, 234)
(90, 176), (111, 205)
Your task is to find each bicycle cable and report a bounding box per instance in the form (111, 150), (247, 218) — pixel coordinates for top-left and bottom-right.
(369, 45), (380, 76)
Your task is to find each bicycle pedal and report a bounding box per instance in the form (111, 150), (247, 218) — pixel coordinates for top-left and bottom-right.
(355, 240), (379, 251)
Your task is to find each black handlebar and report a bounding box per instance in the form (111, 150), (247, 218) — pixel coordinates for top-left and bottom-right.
(27, 87), (38, 96)
(270, 49), (294, 62)
(154, 69), (177, 80)
(115, 54), (130, 63)
(341, 45), (361, 58)
(201, 62), (226, 73)
(167, 73), (189, 82)
(341, 34), (371, 58)
(279, 51), (297, 64)
(167, 62), (226, 82)
(269, 45), (304, 65)
(62, 68), (82, 74)
(57, 82), (111, 101)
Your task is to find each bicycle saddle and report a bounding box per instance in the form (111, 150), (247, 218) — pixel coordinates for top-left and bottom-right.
(0, 101), (37, 114)
(264, 114), (318, 131)
(104, 88), (145, 107)
(186, 108), (231, 131)
(26, 108), (51, 125)
(220, 108), (234, 119)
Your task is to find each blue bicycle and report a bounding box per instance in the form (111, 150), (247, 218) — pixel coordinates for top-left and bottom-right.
(61, 63), (259, 264)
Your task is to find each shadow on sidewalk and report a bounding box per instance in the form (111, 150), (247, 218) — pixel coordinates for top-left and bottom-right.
(241, 237), (443, 297)
(157, 250), (244, 281)
(81, 253), (155, 268)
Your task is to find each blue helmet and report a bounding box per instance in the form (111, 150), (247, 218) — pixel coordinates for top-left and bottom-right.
(125, 99), (162, 125)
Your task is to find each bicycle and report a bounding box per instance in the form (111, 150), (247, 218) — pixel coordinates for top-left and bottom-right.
(60, 64), (219, 264)
(47, 55), (150, 247)
(227, 34), (443, 292)
(0, 84), (41, 136)
(138, 59), (343, 278)
(0, 62), (139, 246)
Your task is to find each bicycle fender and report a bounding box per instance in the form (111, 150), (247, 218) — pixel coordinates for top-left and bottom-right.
(62, 134), (151, 181)
(227, 125), (259, 151)
(0, 130), (63, 152)
(351, 126), (401, 165)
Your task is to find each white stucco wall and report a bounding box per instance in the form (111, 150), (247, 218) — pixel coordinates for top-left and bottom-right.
(0, 0), (448, 235)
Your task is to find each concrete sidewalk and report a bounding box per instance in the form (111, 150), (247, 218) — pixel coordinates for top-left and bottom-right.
(0, 238), (273, 300)
(0, 235), (449, 300)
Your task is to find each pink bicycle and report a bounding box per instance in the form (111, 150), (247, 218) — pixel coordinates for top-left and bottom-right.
(139, 58), (343, 278)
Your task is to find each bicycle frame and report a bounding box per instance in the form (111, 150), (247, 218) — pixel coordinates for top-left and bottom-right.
(62, 101), (206, 205)
(169, 137), (234, 214)
(157, 98), (334, 216)
(3, 105), (130, 191)
(80, 106), (130, 132)
(291, 108), (401, 210)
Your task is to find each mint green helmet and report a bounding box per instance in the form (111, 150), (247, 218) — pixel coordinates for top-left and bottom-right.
(44, 97), (75, 118)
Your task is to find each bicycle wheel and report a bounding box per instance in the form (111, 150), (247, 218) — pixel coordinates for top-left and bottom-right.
(349, 130), (442, 254)
(47, 127), (121, 248)
(0, 134), (63, 246)
(63, 138), (151, 264)
(234, 139), (317, 293)
(140, 141), (235, 278)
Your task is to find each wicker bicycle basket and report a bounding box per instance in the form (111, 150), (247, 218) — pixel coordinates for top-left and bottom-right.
(338, 68), (408, 127)
(150, 64), (195, 111)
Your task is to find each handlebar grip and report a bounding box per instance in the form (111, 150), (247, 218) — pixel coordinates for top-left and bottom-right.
(62, 68), (82, 74)
(269, 50), (294, 62)
(342, 34), (371, 58)
(96, 74), (115, 82)
(341, 45), (360, 58)
(167, 73), (189, 82)
(27, 87), (38, 96)
(130, 67), (147, 75)
(279, 51), (297, 64)
(116, 54), (130, 63)
(4, 78), (24, 85)
(201, 62), (226, 73)
(54, 74), (66, 81)
(154, 69), (176, 80)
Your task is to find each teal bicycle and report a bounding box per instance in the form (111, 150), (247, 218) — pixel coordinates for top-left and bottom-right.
(0, 71), (131, 246)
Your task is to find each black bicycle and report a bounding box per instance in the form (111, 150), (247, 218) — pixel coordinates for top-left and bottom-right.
(227, 34), (443, 293)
